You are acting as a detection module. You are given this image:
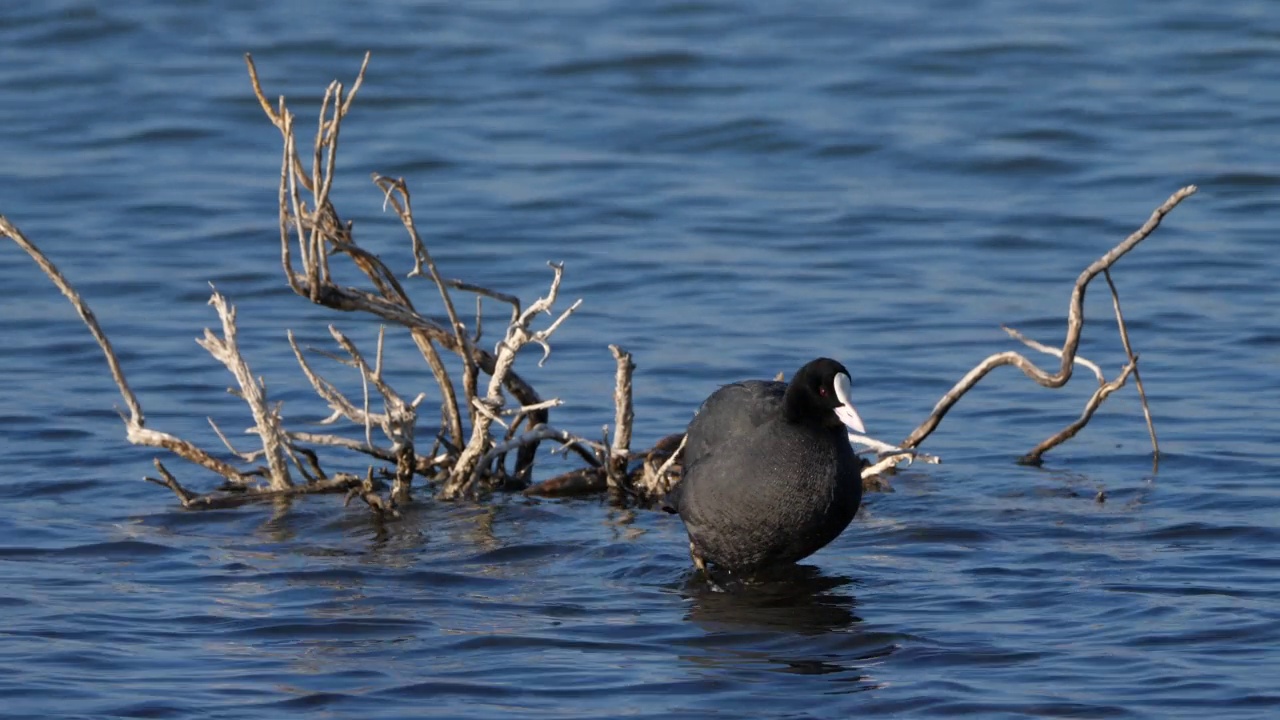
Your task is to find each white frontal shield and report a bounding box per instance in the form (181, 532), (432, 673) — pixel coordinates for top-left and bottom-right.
(832, 372), (865, 434)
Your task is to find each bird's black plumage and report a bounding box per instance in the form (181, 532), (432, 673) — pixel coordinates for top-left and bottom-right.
(667, 358), (866, 575)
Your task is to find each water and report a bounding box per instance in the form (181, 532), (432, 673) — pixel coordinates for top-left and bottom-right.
(1, 2), (1277, 717)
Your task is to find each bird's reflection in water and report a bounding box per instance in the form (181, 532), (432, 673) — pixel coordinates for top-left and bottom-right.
(679, 565), (884, 685)
(683, 563), (861, 635)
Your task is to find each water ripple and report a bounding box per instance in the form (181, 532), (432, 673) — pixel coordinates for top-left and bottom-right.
(1, 1), (1278, 718)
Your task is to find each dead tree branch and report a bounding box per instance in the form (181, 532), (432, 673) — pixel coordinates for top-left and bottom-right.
(607, 345), (635, 490)
(473, 423), (604, 484)
(0, 217), (145, 427)
(1, 215), (385, 505)
(1105, 269), (1159, 460)
(5, 54), (1195, 516)
(374, 173), (470, 441)
(446, 263), (583, 498)
(898, 185), (1196, 459)
(247, 52), (560, 487)
(1, 216), (262, 485)
(197, 289), (293, 491)
(1020, 362), (1137, 465)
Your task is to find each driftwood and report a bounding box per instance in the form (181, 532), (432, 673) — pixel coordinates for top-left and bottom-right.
(893, 186), (1195, 467)
(0, 53), (1195, 515)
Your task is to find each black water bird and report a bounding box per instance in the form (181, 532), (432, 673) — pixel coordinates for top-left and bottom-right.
(665, 358), (867, 576)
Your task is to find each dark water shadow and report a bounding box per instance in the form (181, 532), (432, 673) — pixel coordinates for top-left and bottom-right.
(676, 564), (892, 688)
(681, 563), (862, 635)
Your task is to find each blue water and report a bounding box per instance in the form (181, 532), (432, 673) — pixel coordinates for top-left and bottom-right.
(2, 2), (1278, 718)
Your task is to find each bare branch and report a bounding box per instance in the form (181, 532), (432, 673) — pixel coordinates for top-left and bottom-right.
(208, 418), (264, 463)
(1001, 326), (1105, 384)
(1020, 361), (1137, 465)
(654, 433), (687, 486)
(373, 173), (471, 435)
(472, 424), (599, 482)
(444, 262), (584, 498)
(861, 453), (915, 482)
(288, 330), (384, 428)
(3, 216), (264, 485)
(144, 460), (200, 507)
(197, 289), (292, 490)
(149, 459), (365, 511)
(0, 216), (145, 427)
(507, 398), (564, 416)
(900, 185), (1196, 451)
(1105, 269), (1159, 460)
(243, 53), (284, 129)
(446, 279), (521, 323)
(607, 345), (635, 489)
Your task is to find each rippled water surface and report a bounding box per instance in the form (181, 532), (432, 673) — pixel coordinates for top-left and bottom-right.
(1, 2), (1278, 718)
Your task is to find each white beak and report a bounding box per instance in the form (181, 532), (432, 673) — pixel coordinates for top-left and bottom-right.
(832, 372), (865, 434)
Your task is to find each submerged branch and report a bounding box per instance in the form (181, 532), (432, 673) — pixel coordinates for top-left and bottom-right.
(4, 53), (1195, 516)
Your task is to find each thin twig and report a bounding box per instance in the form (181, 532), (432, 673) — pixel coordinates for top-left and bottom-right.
(3, 216), (260, 484)
(655, 433), (687, 484)
(0, 217), (145, 426)
(446, 279), (521, 324)
(1105, 269), (1158, 459)
(1001, 326), (1106, 384)
(373, 173), (471, 437)
(471, 424), (599, 483)
(208, 418), (264, 463)
(848, 433), (941, 464)
(862, 453), (915, 481)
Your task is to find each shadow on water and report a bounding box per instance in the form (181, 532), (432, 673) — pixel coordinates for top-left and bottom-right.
(676, 564), (892, 690)
(682, 563), (863, 636)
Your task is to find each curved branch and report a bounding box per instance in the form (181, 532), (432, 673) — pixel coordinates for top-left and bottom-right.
(1, 216), (144, 426)
(1019, 361), (1138, 465)
(900, 185), (1196, 450)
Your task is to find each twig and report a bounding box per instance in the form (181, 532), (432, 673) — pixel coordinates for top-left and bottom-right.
(2, 216), (259, 484)
(506, 398), (563, 416)
(655, 433), (687, 486)
(1001, 326), (1106, 384)
(445, 262), (583, 498)
(900, 185), (1196, 451)
(607, 345), (635, 489)
(144, 460), (200, 506)
(1020, 362), (1137, 465)
(848, 433), (941, 464)
(1105, 269), (1158, 460)
(343, 470), (399, 519)
(146, 458), (364, 510)
(862, 453), (914, 482)
(196, 289), (293, 490)
(471, 424), (599, 482)
(208, 418), (264, 463)
(1, 217), (145, 426)
(446, 279), (521, 324)
(373, 173), (471, 437)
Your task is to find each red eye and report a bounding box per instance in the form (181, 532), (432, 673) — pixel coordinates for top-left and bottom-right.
(819, 386), (828, 397)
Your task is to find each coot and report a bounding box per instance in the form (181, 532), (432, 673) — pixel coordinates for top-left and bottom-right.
(666, 358), (867, 575)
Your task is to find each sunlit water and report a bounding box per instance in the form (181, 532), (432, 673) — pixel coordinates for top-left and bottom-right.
(1, 2), (1277, 718)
